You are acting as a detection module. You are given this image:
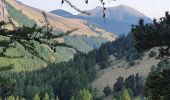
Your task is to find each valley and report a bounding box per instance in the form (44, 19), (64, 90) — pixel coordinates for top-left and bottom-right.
(0, 0), (169, 100)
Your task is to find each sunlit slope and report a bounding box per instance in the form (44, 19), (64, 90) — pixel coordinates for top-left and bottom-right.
(0, 0), (115, 72)
(6, 0), (115, 41)
(92, 50), (159, 95)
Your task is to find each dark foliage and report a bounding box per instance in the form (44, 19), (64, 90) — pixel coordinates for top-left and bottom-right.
(113, 77), (124, 93)
(103, 86), (112, 97)
(148, 51), (157, 58)
(145, 66), (170, 100)
(132, 12), (170, 59)
(0, 12), (78, 61)
(113, 73), (144, 97)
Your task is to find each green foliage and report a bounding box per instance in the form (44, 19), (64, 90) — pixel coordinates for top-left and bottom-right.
(103, 33), (144, 65)
(34, 93), (40, 100)
(144, 62), (170, 100)
(43, 93), (50, 100)
(1, 60), (92, 100)
(132, 12), (170, 100)
(96, 44), (109, 68)
(55, 96), (59, 100)
(64, 35), (107, 53)
(4, 0), (35, 27)
(73, 89), (93, 100)
(103, 86), (112, 96)
(143, 97), (148, 100)
(132, 12), (170, 58)
(128, 60), (135, 66)
(113, 74), (144, 97)
(148, 51), (156, 58)
(119, 88), (131, 100)
(0, 2), (108, 72)
(133, 97), (140, 100)
(113, 77), (124, 93)
(16, 96), (19, 100)
(7, 95), (15, 100)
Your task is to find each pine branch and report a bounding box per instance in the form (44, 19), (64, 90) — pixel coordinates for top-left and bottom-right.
(0, 12), (79, 61)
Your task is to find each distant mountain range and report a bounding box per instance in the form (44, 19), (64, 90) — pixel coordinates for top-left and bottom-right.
(50, 5), (152, 35)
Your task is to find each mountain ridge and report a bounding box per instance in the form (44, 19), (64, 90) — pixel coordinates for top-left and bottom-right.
(50, 5), (152, 35)
(7, 0), (115, 41)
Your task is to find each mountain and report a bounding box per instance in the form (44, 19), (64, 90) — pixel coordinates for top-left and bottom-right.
(7, 0), (114, 41)
(50, 5), (152, 35)
(50, 9), (73, 18)
(2, 0), (115, 72)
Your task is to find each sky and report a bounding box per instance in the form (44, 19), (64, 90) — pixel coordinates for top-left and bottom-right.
(17, 0), (170, 19)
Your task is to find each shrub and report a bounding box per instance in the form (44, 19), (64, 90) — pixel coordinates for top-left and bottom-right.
(148, 51), (156, 58)
(129, 61), (135, 66)
(103, 86), (112, 96)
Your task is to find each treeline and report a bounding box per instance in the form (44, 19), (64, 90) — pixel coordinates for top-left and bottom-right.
(0, 32), (146, 100)
(103, 33), (144, 66)
(103, 73), (145, 100)
(0, 41), (113, 100)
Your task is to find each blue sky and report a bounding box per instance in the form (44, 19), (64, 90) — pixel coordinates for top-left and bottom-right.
(17, 0), (170, 19)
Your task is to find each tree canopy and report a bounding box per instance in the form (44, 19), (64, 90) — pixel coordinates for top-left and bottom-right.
(132, 12), (170, 58)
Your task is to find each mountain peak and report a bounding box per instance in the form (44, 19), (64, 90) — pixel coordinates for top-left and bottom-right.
(113, 4), (147, 18)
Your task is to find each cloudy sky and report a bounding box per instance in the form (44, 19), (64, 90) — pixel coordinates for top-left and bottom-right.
(17, 0), (170, 19)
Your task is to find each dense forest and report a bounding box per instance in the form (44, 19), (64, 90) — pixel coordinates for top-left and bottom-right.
(0, 22), (145, 100)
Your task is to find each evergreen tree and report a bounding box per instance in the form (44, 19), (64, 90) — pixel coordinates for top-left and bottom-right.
(113, 77), (124, 92)
(132, 12), (170, 59)
(74, 89), (93, 100)
(131, 12), (170, 99)
(34, 93), (40, 100)
(21, 98), (26, 100)
(43, 93), (50, 100)
(7, 95), (15, 100)
(16, 96), (19, 100)
(103, 86), (112, 96)
(56, 96), (59, 100)
(119, 88), (131, 100)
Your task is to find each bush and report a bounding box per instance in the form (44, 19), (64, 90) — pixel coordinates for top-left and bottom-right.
(129, 61), (135, 66)
(103, 86), (112, 96)
(148, 51), (156, 58)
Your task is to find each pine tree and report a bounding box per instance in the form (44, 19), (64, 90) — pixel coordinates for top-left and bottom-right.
(6, 95), (15, 100)
(56, 96), (59, 100)
(119, 88), (131, 100)
(16, 96), (19, 100)
(75, 89), (93, 100)
(131, 12), (170, 59)
(43, 93), (49, 100)
(21, 98), (26, 100)
(34, 93), (40, 100)
(103, 86), (112, 96)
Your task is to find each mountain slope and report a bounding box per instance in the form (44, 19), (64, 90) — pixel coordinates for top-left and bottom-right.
(51, 5), (152, 35)
(1, 0), (116, 72)
(92, 51), (159, 95)
(7, 0), (114, 41)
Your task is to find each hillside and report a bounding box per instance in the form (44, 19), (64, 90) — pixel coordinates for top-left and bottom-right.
(50, 5), (152, 35)
(7, 0), (114, 41)
(0, 0), (116, 72)
(91, 50), (159, 96)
